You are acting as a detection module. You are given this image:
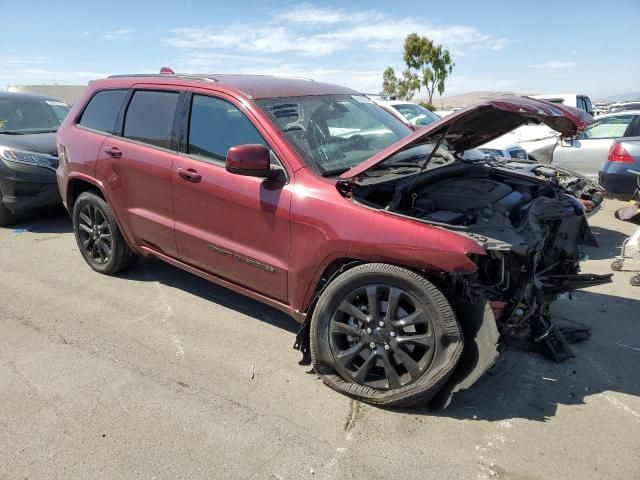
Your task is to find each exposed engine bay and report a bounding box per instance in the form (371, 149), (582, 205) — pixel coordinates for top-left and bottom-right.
(487, 159), (604, 216)
(352, 162), (612, 364)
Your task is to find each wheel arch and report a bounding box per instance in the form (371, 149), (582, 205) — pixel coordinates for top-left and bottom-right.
(66, 175), (137, 254)
(66, 176), (106, 208)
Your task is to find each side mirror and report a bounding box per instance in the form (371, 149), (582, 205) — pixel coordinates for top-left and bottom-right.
(226, 144), (272, 178)
(560, 136), (574, 147)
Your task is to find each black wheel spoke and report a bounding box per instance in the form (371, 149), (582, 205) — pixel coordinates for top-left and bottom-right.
(78, 223), (92, 234)
(331, 322), (362, 337)
(90, 242), (98, 259)
(100, 233), (112, 245)
(335, 342), (365, 368)
(99, 240), (111, 259)
(82, 237), (93, 249)
(392, 344), (422, 379)
(381, 350), (401, 389)
(366, 286), (380, 323)
(397, 332), (434, 348)
(385, 287), (401, 322)
(79, 211), (92, 227)
(337, 301), (369, 323)
(392, 309), (426, 328)
(354, 351), (377, 383)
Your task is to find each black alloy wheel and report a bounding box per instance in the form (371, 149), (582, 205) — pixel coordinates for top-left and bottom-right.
(310, 263), (464, 408)
(329, 284), (436, 390)
(77, 203), (112, 265)
(72, 191), (137, 275)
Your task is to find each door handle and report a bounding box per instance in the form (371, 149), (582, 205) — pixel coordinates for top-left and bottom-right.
(104, 146), (123, 158)
(177, 167), (202, 183)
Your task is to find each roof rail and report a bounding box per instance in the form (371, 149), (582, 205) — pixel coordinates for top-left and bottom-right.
(107, 73), (218, 82)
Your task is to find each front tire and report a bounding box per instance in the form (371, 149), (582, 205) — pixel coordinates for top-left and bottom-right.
(310, 263), (463, 408)
(72, 191), (137, 274)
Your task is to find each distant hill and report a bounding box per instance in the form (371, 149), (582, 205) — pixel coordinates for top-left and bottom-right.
(596, 92), (640, 103)
(429, 90), (640, 109)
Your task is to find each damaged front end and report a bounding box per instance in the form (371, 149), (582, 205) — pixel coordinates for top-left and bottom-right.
(349, 162), (612, 407)
(487, 159), (605, 217)
(338, 96), (612, 406)
(387, 162), (612, 362)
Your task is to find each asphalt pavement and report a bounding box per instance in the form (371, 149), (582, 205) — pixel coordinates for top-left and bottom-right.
(1, 200), (638, 479)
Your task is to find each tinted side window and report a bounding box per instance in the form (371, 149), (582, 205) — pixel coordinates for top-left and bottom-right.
(188, 95), (266, 161)
(123, 90), (179, 149)
(79, 89), (128, 133)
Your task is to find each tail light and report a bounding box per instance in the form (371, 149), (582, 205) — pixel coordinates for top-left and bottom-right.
(608, 143), (634, 163)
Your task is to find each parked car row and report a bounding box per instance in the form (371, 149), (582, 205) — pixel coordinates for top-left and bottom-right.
(377, 93), (640, 197)
(373, 95), (605, 214)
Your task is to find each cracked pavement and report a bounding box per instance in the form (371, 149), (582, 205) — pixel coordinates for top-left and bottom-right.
(1, 200), (639, 479)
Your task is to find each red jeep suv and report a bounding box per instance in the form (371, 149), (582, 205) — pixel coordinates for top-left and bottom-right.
(57, 72), (609, 407)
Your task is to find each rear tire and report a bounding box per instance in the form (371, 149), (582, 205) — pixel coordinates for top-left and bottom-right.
(72, 191), (137, 274)
(310, 263), (463, 408)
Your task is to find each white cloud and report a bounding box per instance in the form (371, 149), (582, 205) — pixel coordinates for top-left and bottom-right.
(0, 68), (111, 85)
(80, 31), (91, 37)
(528, 61), (577, 69)
(103, 29), (134, 40)
(232, 64), (384, 93)
(274, 3), (382, 25)
(166, 7), (507, 57)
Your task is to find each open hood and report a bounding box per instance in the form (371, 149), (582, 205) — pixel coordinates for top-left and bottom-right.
(340, 96), (592, 181)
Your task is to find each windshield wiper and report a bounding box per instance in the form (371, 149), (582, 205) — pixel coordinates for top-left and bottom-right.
(0, 131), (26, 135)
(320, 167), (351, 177)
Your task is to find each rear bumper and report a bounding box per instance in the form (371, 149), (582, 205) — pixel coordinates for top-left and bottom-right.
(599, 170), (638, 195)
(0, 159), (61, 214)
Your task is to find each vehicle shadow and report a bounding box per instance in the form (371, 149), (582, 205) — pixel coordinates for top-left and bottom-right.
(403, 290), (640, 421)
(118, 256), (300, 334)
(584, 225), (629, 260)
(1, 206), (72, 234)
(121, 258), (640, 422)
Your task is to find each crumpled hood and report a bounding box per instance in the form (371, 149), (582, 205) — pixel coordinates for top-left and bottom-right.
(340, 96), (592, 180)
(0, 132), (58, 157)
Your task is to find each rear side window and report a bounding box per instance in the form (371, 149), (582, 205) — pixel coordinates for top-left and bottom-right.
(581, 115), (635, 139)
(79, 89), (128, 133)
(123, 90), (179, 149)
(188, 94), (266, 161)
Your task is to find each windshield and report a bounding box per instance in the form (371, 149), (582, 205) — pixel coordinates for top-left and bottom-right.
(392, 104), (440, 126)
(0, 98), (69, 134)
(257, 94), (411, 174)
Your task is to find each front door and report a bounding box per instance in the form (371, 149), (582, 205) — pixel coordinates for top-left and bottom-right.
(553, 113), (637, 179)
(171, 93), (291, 302)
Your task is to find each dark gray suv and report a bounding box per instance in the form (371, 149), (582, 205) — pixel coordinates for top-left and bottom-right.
(0, 92), (70, 226)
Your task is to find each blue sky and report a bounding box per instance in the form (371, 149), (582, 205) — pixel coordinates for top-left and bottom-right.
(1, 0), (638, 100)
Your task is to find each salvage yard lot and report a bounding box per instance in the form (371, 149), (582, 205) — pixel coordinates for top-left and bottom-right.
(1, 200), (638, 479)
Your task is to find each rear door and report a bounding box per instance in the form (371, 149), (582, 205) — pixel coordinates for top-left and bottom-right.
(171, 91), (291, 302)
(67, 89), (130, 180)
(553, 113), (636, 179)
(98, 87), (181, 256)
